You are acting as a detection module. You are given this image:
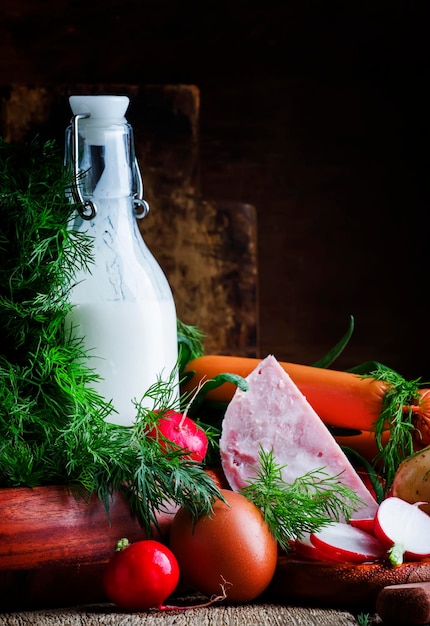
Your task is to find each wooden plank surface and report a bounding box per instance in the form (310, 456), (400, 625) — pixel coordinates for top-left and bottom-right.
(0, 603), (374, 626)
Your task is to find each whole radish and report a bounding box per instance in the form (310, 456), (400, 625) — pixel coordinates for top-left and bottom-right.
(147, 409), (208, 462)
(103, 538), (180, 610)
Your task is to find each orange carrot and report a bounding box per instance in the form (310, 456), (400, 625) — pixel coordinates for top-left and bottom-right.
(413, 388), (430, 448)
(183, 355), (430, 443)
(333, 429), (391, 462)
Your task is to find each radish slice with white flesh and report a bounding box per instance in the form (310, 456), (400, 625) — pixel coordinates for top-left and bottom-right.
(310, 522), (385, 564)
(349, 517), (375, 535)
(374, 496), (430, 565)
(294, 532), (333, 561)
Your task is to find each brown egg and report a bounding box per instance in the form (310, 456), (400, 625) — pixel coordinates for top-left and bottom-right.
(169, 488), (278, 603)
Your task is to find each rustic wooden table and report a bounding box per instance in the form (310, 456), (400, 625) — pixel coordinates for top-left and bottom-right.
(0, 603), (382, 626)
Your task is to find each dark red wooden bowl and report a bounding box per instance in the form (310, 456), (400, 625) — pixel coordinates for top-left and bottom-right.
(0, 484), (178, 610)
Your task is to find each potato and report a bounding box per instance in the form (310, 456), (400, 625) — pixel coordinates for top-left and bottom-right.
(391, 446), (430, 514)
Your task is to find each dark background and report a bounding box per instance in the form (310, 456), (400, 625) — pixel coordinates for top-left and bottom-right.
(1, 1), (429, 380)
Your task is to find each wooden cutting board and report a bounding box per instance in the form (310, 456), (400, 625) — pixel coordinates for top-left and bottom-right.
(268, 555), (430, 609)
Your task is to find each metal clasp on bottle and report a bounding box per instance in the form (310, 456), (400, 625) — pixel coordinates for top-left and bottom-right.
(133, 159), (150, 220)
(70, 113), (150, 221)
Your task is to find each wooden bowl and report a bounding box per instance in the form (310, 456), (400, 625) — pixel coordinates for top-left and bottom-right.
(268, 556), (430, 609)
(0, 484), (178, 610)
(0, 484), (175, 570)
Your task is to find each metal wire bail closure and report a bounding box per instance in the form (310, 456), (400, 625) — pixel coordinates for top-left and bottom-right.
(70, 112), (149, 221)
(70, 113), (97, 220)
(133, 158), (150, 219)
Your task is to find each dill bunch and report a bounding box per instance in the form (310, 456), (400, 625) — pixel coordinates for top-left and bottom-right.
(0, 137), (99, 488)
(0, 137), (219, 532)
(241, 447), (364, 552)
(371, 365), (423, 488)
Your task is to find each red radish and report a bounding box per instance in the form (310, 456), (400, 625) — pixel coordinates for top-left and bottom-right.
(147, 409), (208, 462)
(294, 532), (335, 561)
(310, 522), (385, 564)
(103, 538), (180, 610)
(374, 496), (430, 564)
(349, 517), (376, 535)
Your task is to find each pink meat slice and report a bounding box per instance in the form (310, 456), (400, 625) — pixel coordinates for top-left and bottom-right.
(219, 354), (378, 520)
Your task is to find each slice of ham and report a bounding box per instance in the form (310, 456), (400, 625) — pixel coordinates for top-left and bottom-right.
(219, 354), (378, 520)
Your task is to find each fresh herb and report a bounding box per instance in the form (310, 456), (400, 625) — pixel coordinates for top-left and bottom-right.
(370, 366), (423, 488)
(312, 314), (355, 368)
(342, 446), (385, 503)
(0, 137), (105, 487)
(240, 447), (363, 552)
(177, 319), (205, 375)
(59, 376), (222, 537)
(355, 614), (371, 626)
(0, 137), (220, 533)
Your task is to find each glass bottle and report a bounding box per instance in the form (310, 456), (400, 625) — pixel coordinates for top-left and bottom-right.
(64, 95), (178, 426)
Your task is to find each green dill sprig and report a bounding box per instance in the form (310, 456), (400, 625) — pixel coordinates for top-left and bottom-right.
(177, 319), (205, 375)
(371, 366), (423, 488)
(54, 379), (222, 538)
(356, 614), (371, 626)
(240, 447), (364, 552)
(0, 137), (219, 534)
(0, 137), (93, 361)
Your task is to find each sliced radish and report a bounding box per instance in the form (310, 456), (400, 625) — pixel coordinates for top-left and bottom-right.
(349, 517), (375, 535)
(294, 532), (335, 561)
(310, 521), (385, 564)
(374, 496), (430, 564)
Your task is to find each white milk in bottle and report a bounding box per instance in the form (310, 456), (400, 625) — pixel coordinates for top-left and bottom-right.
(65, 95), (178, 426)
